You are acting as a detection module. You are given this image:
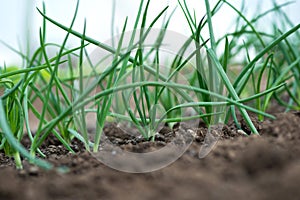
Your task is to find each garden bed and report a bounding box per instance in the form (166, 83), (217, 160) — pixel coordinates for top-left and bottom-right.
(1, 1), (300, 199)
(0, 111), (299, 200)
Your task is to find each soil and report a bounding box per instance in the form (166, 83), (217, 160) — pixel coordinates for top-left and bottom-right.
(1, 111), (300, 200)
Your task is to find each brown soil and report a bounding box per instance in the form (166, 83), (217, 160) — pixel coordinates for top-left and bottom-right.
(1, 112), (300, 200)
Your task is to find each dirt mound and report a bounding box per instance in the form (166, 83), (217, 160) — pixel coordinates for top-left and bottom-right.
(0, 112), (300, 200)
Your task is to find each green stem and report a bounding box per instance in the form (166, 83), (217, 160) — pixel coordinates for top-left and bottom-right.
(13, 152), (22, 169)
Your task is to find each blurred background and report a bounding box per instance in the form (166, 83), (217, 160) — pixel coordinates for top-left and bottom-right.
(0, 0), (299, 66)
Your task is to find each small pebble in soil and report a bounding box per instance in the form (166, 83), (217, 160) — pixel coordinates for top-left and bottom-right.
(28, 166), (39, 176)
(16, 161), (41, 177)
(18, 169), (27, 177)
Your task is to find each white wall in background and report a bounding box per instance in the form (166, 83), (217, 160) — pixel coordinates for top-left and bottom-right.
(0, 0), (299, 66)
